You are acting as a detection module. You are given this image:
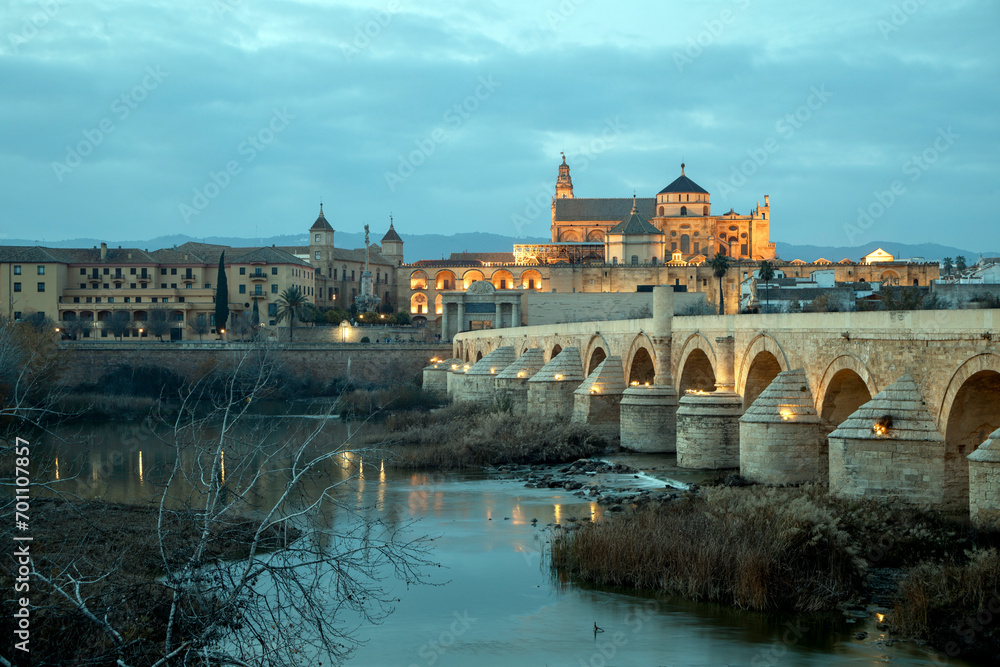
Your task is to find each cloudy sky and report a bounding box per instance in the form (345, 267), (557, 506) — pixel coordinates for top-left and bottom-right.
(2, 0), (996, 251)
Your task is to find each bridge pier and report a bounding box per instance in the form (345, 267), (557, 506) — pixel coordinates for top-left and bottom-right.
(829, 375), (947, 507)
(495, 348), (545, 414)
(740, 369), (825, 484)
(459, 346), (517, 405)
(447, 361), (472, 398)
(423, 357), (463, 396)
(969, 428), (1000, 529)
(527, 347), (585, 419)
(677, 334), (742, 469)
(572, 355), (625, 425)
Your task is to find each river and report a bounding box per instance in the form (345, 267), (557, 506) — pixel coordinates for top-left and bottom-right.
(26, 416), (971, 666)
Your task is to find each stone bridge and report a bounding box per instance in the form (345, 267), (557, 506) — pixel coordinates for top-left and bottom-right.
(442, 288), (1000, 519)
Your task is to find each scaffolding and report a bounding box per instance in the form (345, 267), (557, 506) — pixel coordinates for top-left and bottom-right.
(513, 243), (605, 265)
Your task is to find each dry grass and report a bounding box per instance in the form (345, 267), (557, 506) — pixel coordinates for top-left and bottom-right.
(889, 548), (1000, 659)
(551, 485), (869, 612)
(0, 498), (295, 665)
(375, 402), (614, 468)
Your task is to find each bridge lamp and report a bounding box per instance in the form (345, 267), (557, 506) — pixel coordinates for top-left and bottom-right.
(779, 408), (793, 421)
(873, 415), (893, 436)
(590, 386), (600, 394)
(490, 368), (496, 374)
(554, 373), (564, 381)
(631, 381), (639, 387)
(517, 371), (526, 378)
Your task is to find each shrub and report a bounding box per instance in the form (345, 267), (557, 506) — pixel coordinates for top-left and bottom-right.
(551, 485), (867, 612)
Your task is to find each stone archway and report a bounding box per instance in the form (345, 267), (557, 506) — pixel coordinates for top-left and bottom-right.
(678, 348), (717, 393)
(674, 333), (717, 391)
(583, 334), (609, 375)
(737, 334), (789, 405)
(941, 356), (1000, 510)
(628, 348), (655, 385)
(624, 334), (657, 386)
(742, 351), (784, 410)
(817, 355), (878, 427)
(548, 343), (563, 363)
(587, 347), (607, 375)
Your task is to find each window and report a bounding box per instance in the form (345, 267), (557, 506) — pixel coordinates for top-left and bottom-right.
(103, 268), (109, 275)
(162, 298), (169, 303)
(130, 268), (137, 274)
(135, 297), (141, 303)
(160, 268), (167, 275)
(13, 312), (20, 320)
(103, 283), (109, 289)
(37, 282), (45, 292)
(13, 265), (21, 275)
(631, 255), (639, 266)
(351, 270), (355, 281)
(80, 283), (86, 289)
(334, 269), (338, 279)
(161, 283), (167, 289)
(152, 298), (158, 303)
(314, 251), (321, 260)
(185, 283), (192, 289)
(13, 283), (21, 292)
(38, 265), (46, 275)
(124, 297), (130, 303)
(178, 297), (185, 303)
(79, 268), (85, 275)
(170, 283), (177, 289)
(140, 283), (147, 289)
(173, 313), (184, 322)
(239, 284), (246, 294)
(271, 267), (277, 275)
(73, 297), (80, 303)
(170, 268), (177, 275)
(271, 284), (277, 293)
(95, 297), (101, 303)
(85, 297), (92, 304)
(108, 297), (114, 303)
(239, 267), (246, 275)
(680, 206), (687, 216)
(315, 233), (321, 242)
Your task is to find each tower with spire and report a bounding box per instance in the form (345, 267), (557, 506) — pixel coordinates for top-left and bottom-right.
(309, 202), (336, 280)
(380, 216), (404, 266)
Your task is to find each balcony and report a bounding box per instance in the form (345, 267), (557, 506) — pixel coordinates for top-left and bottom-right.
(137, 273), (151, 283)
(250, 292), (267, 300)
(249, 271), (267, 282)
(88, 275), (101, 284)
(181, 274), (196, 284)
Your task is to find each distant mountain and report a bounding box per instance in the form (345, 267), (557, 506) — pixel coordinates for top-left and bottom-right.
(4, 233), (995, 265)
(0, 231), (549, 264)
(775, 241), (997, 264)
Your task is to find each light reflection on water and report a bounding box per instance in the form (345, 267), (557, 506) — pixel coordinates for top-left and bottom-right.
(29, 419), (966, 667)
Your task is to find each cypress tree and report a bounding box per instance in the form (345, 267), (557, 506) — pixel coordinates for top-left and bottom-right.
(215, 252), (229, 336)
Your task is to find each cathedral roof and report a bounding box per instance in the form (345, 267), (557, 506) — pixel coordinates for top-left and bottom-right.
(554, 197), (656, 222)
(310, 204), (334, 232)
(658, 164), (709, 195)
(607, 198), (663, 236)
(381, 220), (402, 243)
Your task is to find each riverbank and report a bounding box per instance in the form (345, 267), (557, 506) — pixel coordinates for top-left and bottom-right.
(541, 473), (1000, 662)
(372, 402), (617, 468)
(0, 498), (297, 663)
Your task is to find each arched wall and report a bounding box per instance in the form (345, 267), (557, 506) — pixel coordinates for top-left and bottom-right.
(736, 334), (790, 398)
(624, 334), (657, 385)
(674, 333), (717, 389)
(816, 354), (879, 417)
(938, 353), (1000, 432)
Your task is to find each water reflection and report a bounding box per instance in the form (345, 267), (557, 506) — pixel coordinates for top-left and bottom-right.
(29, 419), (965, 667)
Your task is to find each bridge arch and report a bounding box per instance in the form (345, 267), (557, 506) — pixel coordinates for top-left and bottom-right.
(624, 334), (656, 385)
(679, 349), (717, 393)
(675, 333), (717, 391)
(548, 342), (563, 363)
(940, 353), (1000, 509)
(737, 334), (789, 409)
(583, 334), (610, 375)
(817, 354), (878, 427)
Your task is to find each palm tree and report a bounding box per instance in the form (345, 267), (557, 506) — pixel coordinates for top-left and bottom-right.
(709, 251), (730, 315)
(956, 256), (967, 274)
(275, 286), (310, 341)
(758, 260), (775, 314)
(943, 257), (953, 278)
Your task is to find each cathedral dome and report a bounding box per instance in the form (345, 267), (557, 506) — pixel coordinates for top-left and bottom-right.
(310, 203), (334, 231)
(658, 163), (709, 195)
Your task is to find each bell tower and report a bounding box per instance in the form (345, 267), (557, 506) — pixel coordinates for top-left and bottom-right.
(555, 152), (574, 200)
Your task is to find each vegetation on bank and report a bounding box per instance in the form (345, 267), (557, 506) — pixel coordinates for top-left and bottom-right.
(550, 483), (1000, 658)
(373, 401), (615, 468)
(0, 499), (298, 665)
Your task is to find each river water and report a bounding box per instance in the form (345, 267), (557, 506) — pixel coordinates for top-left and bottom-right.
(27, 417), (971, 666)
